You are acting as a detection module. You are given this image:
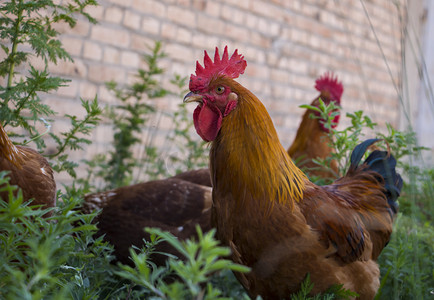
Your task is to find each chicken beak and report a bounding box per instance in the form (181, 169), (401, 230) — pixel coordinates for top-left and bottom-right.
(183, 92), (203, 104)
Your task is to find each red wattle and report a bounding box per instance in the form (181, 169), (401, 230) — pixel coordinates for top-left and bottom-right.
(193, 102), (222, 142)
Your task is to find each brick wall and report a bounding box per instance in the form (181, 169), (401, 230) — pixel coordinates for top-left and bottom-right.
(46, 0), (405, 184)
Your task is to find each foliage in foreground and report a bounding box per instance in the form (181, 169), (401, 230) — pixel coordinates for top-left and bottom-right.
(0, 173), (115, 299)
(0, 173), (251, 299)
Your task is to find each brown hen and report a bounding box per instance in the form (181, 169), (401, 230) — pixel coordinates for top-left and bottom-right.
(84, 177), (212, 265)
(0, 123), (56, 215)
(288, 72), (343, 181)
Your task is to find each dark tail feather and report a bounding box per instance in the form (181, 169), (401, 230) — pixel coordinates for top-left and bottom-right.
(349, 139), (403, 216)
(349, 138), (380, 167)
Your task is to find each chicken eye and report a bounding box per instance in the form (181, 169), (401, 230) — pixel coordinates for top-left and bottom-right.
(215, 86), (225, 94)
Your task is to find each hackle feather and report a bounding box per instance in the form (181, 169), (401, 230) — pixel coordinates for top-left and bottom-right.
(210, 77), (307, 210)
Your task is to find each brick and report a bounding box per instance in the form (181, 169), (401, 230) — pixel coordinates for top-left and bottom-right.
(142, 17), (160, 35)
(53, 19), (90, 36)
(124, 10), (141, 30)
(84, 4), (105, 21)
(83, 41), (103, 61)
(257, 18), (270, 35)
(224, 23), (250, 42)
(251, 0), (283, 20)
(165, 43), (195, 63)
(270, 69), (290, 83)
(44, 97), (85, 118)
(167, 6), (196, 27)
(250, 32), (271, 48)
(175, 27), (193, 43)
(91, 25), (130, 47)
(121, 50), (140, 67)
(52, 21), (69, 34)
(269, 22), (280, 36)
(93, 125), (115, 145)
(133, 0), (166, 18)
(88, 64), (126, 83)
(103, 47), (121, 64)
(79, 82), (98, 100)
(197, 15), (225, 35)
(245, 14), (259, 29)
(107, 0), (133, 6)
(161, 23), (177, 39)
(205, 1), (221, 17)
(244, 62), (270, 79)
(70, 21), (91, 36)
(156, 112), (175, 130)
(191, 0), (205, 10)
(243, 47), (266, 64)
(98, 85), (118, 104)
(125, 71), (140, 86)
(221, 5), (246, 25)
(266, 52), (279, 67)
(61, 37), (83, 56)
(105, 6), (124, 24)
(203, 36), (221, 49)
(130, 34), (154, 51)
(223, 0), (250, 10)
(48, 59), (87, 78)
(56, 80), (79, 98)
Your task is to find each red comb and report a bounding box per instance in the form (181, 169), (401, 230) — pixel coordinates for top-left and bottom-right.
(314, 72), (344, 102)
(189, 46), (247, 92)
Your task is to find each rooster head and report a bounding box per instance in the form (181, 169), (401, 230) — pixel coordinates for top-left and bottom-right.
(184, 46), (247, 142)
(313, 72), (344, 132)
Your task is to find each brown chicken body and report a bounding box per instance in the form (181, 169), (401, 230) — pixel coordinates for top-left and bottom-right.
(85, 177), (212, 265)
(172, 167), (212, 187)
(185, 47), (402, 299)
(82, 168), (212, 214)
(0, 123), (56, 214)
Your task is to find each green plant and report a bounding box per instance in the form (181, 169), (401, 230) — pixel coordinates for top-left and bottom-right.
(0, 172), (117, 300)
(115, 227), (250, 300)
(99, 42), (168, 188)
(291, 274), (358, 300)
(0, 0), (102, 177)
(376, 214), (434, 300)
(300, 100), (376, 179)
(83, 42), (207, 191)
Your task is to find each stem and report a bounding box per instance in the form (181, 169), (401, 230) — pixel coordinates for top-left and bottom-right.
(3, 81), (38, 128)
(49, 114), (92, 158)
(7, 0), (24, 91)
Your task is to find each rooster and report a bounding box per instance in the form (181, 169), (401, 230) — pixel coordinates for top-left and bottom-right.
(288, 72), (343, 181)
(0, 123), (56, 215)
(82, 75), (342, 266)
(184, 46), (402, 299)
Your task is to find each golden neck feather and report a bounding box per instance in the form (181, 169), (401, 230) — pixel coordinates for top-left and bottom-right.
(210, 79), (307, 208)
